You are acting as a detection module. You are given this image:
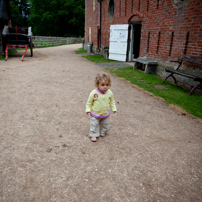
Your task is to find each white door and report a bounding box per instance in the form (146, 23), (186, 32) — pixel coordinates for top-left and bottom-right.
(109, 24), (129, 62)
(128, 24), (134, 61)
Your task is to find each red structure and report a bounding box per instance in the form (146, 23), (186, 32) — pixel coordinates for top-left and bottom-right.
(85, 0), (202, 62)
(85, 0), (202, 89)
(2, 26), (33, 61)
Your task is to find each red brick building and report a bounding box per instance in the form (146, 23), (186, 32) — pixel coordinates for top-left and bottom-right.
(85, 0), (202, 86)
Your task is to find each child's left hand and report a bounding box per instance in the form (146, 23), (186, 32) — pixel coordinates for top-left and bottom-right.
(113, 111), (116, 114)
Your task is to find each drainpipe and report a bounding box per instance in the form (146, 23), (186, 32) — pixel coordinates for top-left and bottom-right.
(98, 0), (101, 52)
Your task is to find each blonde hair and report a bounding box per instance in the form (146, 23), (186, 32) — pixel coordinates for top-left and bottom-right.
(95, 73), (111, 87)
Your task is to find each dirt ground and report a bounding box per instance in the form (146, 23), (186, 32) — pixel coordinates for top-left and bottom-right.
(0, 44), (202, 202)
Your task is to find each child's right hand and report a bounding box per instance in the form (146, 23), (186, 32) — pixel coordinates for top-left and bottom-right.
(86, 112), (90, 115)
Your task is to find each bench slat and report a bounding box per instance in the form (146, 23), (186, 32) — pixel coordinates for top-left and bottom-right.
(180, 55), (202, 65)
(164, 55), (202, 95)
(133, 58), (157, 65)
(165, 69), (200, 79)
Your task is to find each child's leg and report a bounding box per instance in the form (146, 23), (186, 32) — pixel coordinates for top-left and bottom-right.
(100, 116), (110, 135)
(89, 116), (100, 138)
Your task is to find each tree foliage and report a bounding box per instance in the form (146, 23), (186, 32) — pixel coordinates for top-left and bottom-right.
(28, 0), (85, 37)
(9, 0), (85, 37)
(10, 0), (30, 27)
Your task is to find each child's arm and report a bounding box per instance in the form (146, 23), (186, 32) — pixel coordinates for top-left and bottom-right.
(85, 92), (94, 115)
(109, 93), (117, 113)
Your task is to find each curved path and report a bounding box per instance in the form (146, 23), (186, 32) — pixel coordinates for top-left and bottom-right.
(0, 44), (202, 201)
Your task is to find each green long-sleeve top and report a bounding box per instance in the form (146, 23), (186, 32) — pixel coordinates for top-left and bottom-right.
(86, 88), (117, 118)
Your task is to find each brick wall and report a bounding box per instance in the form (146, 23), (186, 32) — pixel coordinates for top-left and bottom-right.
(85, 0), (202, 63)
(85, 0), (100, 52)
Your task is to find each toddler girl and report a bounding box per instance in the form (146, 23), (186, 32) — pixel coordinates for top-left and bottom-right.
(86, 73), (117, 142)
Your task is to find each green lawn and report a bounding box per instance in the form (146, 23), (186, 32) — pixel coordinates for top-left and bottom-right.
(107, 66), (202, 119)
(83, 55), (118, 63)
(75, 48), (87, 54)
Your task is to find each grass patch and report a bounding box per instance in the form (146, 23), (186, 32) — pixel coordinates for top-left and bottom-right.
(0, 48), (17, 60)
(106, 66), (202, 119)
(75, 48), (87, 54)
(83, 55), (118, 63)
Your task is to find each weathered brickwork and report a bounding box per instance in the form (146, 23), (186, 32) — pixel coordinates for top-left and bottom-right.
(85, 0), (100, 50)
(85, 0), (202, 64)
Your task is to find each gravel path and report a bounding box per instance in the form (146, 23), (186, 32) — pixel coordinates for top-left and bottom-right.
(0, 44), (202, 202)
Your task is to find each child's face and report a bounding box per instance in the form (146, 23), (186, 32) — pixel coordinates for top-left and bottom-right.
(98, 79), (110, 93)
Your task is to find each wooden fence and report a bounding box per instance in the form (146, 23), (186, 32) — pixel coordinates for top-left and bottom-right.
(32, 36), (83, 47)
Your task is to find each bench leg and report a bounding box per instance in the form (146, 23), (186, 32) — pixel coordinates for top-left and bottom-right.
(145, 64), (149, 74)
(133, 62), (137, 70)
(163, 73), (177, 84)
(189, 83), (202, 95)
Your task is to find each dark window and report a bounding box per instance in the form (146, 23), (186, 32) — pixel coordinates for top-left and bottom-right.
(169, 32), (174, 56)
(125, 0), (127, 16)
(138, 0), (140, 11)
(157, 0), (159, 9)
(184, 31), (189, 55)
(147, 32), (150, 53)
(119, 0), (121, 16)
(109, 0), (115, 22)
(157, 32), (161, 54)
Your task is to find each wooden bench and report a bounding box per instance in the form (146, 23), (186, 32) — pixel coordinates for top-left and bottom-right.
(133, 58), (157, 74)
(163, 55), (202, 95)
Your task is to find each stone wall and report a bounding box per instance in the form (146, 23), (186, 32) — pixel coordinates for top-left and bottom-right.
(66, 37), (83, 44)
(33, 36), (83, 47)
(0, 36), (83, 56)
